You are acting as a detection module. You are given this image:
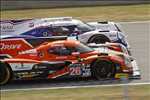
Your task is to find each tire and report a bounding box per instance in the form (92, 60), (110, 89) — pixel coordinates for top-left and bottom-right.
(88, 34), (110, 44)
(0, 62), (11, 85)
(91, 60), (116, 80)
(0, 55), (9, 59)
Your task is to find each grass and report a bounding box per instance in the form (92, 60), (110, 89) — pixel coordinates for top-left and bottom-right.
(1, 4), (150, 21)
(1, 85), (150, 100)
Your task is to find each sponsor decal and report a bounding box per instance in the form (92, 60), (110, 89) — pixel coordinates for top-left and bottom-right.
(0, 39), (33, 57)
(0, 22), (14, 33)
(109, 34), (117, 37)
(69, 63), (91, 76)
(16, 71), (43, 78)
(0, 43), (21, 50)
(0, 25), (13, 30)
(0, 23), (13, 29)
(70, 67), (81, 76)
(81, 64), (91, 77)
(115, 73), (129, 78)
(10, 63), (35, 71)
(33, 65), (47, 69)
(15, 63), (32, 70)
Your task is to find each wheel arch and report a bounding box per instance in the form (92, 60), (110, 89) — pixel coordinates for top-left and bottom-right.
(90, 56), (118, 68)
(90, 57), (117, 79)
(87, 33), (111, 43)
(1, 61), (13, 79)
(0, 61), (13, 85)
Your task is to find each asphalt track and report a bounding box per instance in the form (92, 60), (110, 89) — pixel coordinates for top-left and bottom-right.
(1, 21), (150, 91)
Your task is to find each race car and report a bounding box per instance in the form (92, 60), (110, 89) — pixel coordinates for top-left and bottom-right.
(0, 40), (140, 85)
(0, 17), (130, 48)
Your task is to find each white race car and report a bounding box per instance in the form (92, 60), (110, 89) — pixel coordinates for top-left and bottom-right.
(1, 17), (130, 49)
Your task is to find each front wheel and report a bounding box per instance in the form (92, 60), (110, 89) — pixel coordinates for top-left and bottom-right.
(91, 60), (116, 80)
(0, 62), (11, 85)
(88, 35), (110, 44)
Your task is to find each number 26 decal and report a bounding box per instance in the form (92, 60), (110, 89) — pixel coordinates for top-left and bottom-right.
(70, 67), (81, 75)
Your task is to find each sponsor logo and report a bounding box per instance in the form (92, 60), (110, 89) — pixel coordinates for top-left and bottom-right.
(0, 43), (21, 50)
(0, 24), (13, 30)
(70, 67), (81, 76)
(69, 63), (91, 76)
(33, 65), (47, 69)
(109, 34), (117, 37)
(0, 23), (14, 33)
(115, 73), (129, 78)
(15, 63), (31, 69)
(16, 71), (43, 78)
(10, 63), (34, 71)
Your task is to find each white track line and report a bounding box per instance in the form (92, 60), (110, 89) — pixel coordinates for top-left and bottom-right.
(1, 82), (150, 92)
(119, 21), (150, 24)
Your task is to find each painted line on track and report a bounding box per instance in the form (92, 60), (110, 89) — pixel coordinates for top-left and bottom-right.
(1, 82), (150, 92)
(119, 21), (150, 24)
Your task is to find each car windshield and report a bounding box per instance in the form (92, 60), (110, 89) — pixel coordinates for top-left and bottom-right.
(75, 43), (94, 53)
(94, 24), (121, 32)
(77, 21), (94, 32)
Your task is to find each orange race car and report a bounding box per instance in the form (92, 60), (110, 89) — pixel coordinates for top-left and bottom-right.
(0, 40), (140, 85)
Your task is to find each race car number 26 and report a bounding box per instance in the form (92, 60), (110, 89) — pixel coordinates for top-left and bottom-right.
(70, 67), (81, 76)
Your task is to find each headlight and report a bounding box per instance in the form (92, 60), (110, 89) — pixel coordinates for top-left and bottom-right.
(123, 54), (133, 67)
(117, 32), (129, 47)
(119, 43), (128, 54)
(124, 56), (131, 66)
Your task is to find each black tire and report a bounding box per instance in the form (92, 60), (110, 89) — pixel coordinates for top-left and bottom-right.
(0, 55), (9, 59)
(0, 62), (11, 85)
(91, 60), (116, 80)
(88, 34), (110, 44)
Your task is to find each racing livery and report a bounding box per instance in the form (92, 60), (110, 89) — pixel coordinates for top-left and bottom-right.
(0, 36), (67, 59)
(0, 17), (129, 48)
(0, 40), (140, 85)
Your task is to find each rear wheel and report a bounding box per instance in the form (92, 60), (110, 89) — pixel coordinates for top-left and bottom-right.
(91, 60), (116, 80)
(0, 62), (11, 85)
(88, 35), (110, 44)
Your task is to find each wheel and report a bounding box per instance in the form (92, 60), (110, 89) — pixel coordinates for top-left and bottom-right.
(0, 62), (11, 85)
(91, 60), (116, 80)
(88, 35), (110, 44)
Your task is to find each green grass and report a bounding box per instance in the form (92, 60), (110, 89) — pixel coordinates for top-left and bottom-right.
(1, 4), (150, 21)
(1, 85), (150, 100)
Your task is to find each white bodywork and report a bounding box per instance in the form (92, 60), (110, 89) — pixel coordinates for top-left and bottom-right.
(87, 21), (122, 32)
(0, 17), (129, 48)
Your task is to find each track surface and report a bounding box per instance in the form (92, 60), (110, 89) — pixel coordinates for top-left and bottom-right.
(1, 21), (150, 90)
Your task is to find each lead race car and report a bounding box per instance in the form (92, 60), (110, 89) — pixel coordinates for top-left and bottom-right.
(0, 40), (140, 85)
(0, 17), (130, 49)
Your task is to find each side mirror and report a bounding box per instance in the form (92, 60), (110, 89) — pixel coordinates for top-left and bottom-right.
(71, 52), (80, 57)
